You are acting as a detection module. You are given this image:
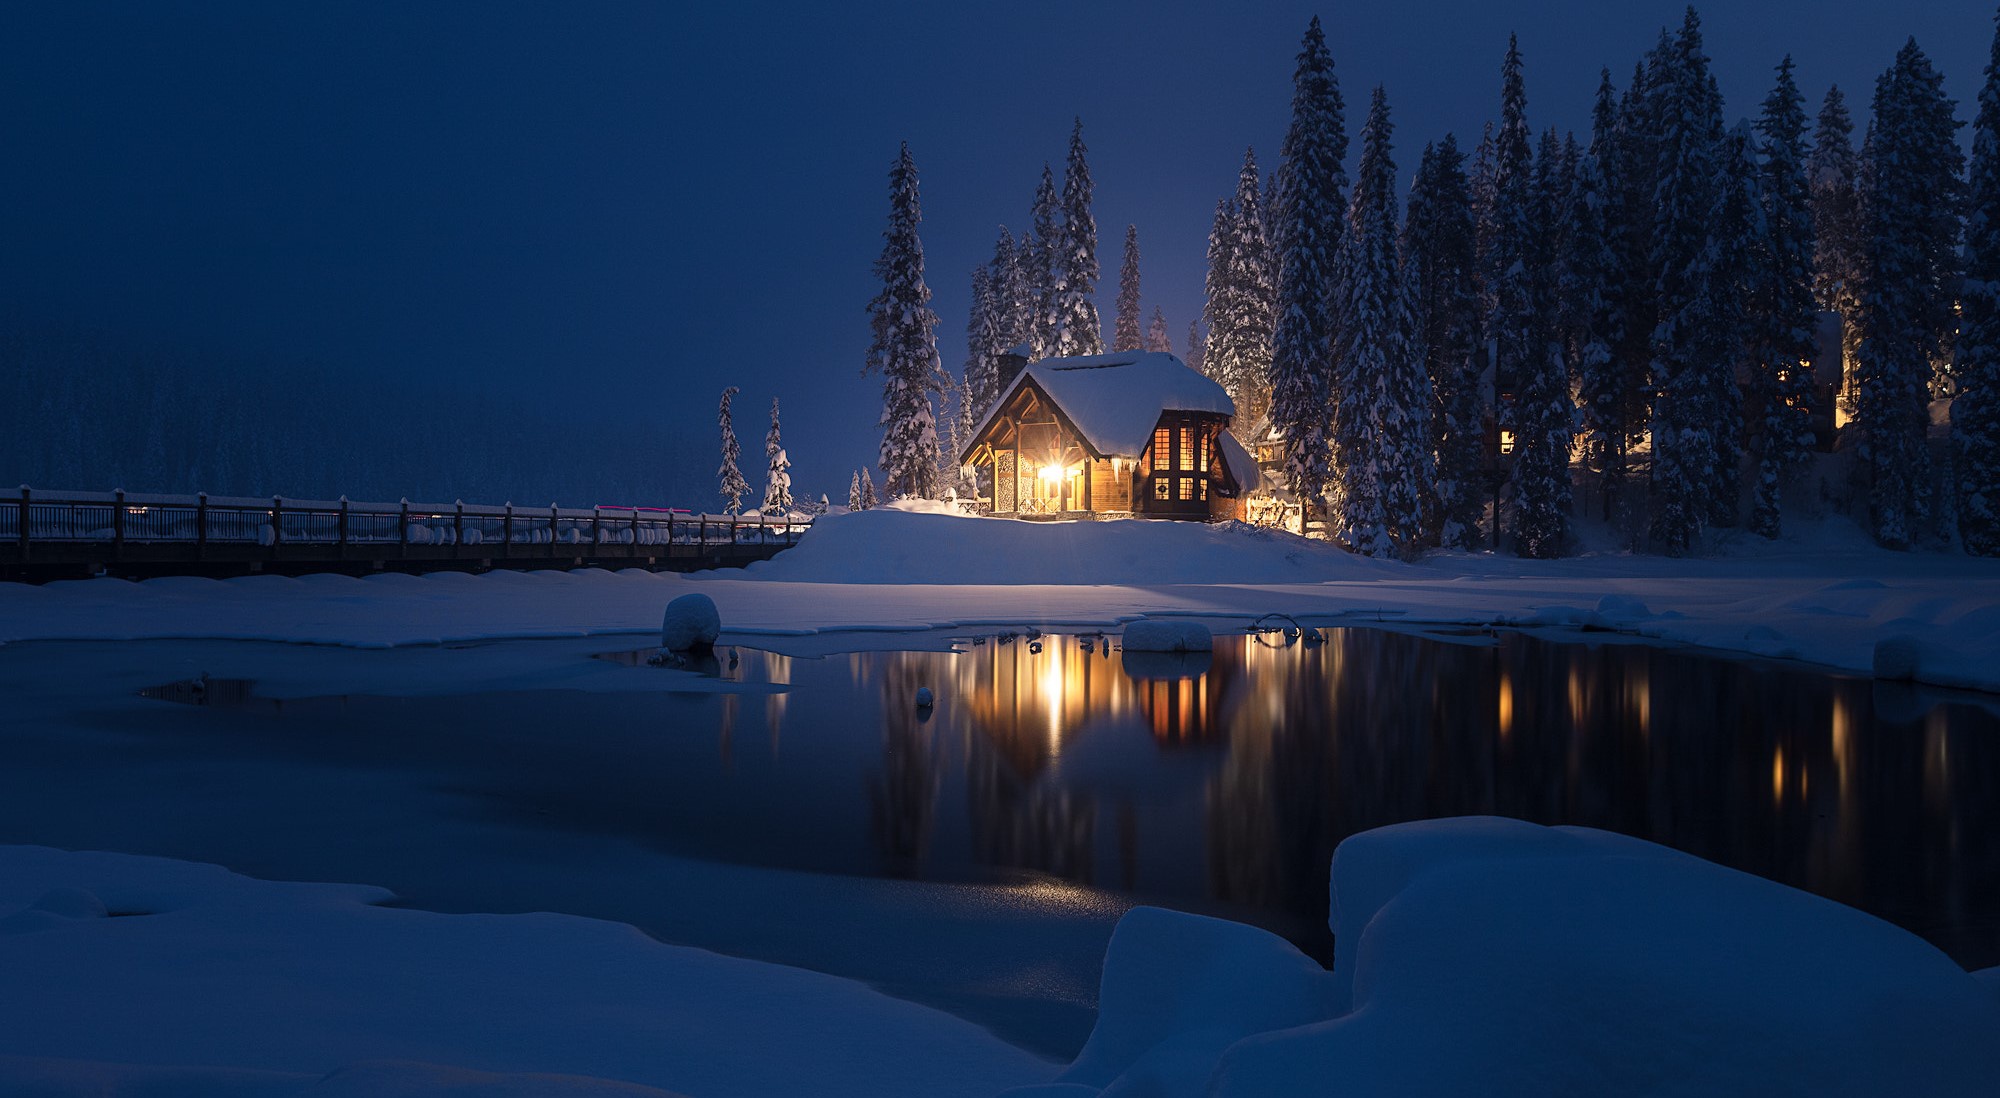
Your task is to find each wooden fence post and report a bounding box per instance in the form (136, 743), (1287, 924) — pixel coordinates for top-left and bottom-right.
(338, 497), (350, 558)
(502, 503), (513, 559)
(591, 506), (601, 552)
(16, 487), (28, 563)
(195, 492), (208, 560)
(399, 499), (410, 558)
(454, 501), (465, 560)
(112, 489), (125, 562)
(271, 496), (284, 558)
(550, 503), (560, 553)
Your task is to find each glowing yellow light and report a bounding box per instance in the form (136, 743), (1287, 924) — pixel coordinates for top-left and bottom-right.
(1499, 429), (1516, 455)
(1772, 745), (1786, 802)
(1497, 673), (1513, 739)
(1038, 465), (1062, 482)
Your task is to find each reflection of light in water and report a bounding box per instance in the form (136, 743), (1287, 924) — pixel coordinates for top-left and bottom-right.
(1772, 744), (1786, 803)
(1497, 673), (1513, 740)
(1567, 668), (1584, 725)
(1041, 647), (1064, 751)
(1925, 708), (1950, 812)
(1832, 693), (1853, 804)
(1633, 668), (1651, 740)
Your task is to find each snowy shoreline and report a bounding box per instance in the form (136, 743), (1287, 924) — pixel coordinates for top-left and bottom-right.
(4, 509), (1997, 691)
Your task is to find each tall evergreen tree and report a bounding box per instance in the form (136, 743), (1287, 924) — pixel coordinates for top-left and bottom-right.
(1145, 307), (1173, 353)
(1404, 134), (1484, 549)
(1113, 225), (1144, 351)
(864, 143), (948, 500)
(860, 468), (878, 510)
(763, 398), (793, 514)
(717, 386), (749, 515)
(1612, 56), (1661, 463)
(1810, 86), (1864, 419)
(1750, 57), (1820, 538)
(1959, 10), (2000, 556)
(1204, 150), (1277, 431)
(1332, 89), (1429, 557)
(1268, 15), (1349, 509)
(1855, 39), (1964, 548)
(1185, 318), (1206, 375)
(1571, 71), (1629, 517)
(962, 265), (1001, 440)
(848, 470), (862, 511)
(1487, 35), (1541, 551)
(1705, 120), (1761, 528)
(1647, 10), (1727, 554)
(989, 228), (1032, 391)
(1512, 127), (1574, 557)
(1027, 166), (1061, 360)
(1199, 198), (1233, 383)
(1053, 120), (1104, 357)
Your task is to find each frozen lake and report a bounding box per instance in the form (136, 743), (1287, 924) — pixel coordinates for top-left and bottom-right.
(1, 627), (1996, 1057)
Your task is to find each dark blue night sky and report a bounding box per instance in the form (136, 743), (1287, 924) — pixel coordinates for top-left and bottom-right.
(2, 1), (1992, 500)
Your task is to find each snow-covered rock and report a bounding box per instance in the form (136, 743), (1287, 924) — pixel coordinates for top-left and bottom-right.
(1120, 620), (1213, 653)
(660, 594), (719, 652)
(1207, 817), (2000, 1097)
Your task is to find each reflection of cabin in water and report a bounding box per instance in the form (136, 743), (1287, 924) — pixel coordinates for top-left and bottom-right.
(959, 351), (1261, 521)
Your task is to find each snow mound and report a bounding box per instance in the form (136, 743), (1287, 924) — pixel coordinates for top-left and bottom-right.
(1051, 908), (1337, 1097)
(660, 593), (720, 651)
(742, 509), (1401, 585)
(1120, 620), (1213, 653)
(1208, 817), (2000, 1097)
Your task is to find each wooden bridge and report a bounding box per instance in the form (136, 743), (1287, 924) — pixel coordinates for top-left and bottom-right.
(0, 487), (814, 582)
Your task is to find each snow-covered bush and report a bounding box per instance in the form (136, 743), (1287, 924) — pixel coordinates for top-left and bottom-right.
(660, 593), (720, 652)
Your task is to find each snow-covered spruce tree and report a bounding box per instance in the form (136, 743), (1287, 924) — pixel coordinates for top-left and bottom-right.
(1811, 86), (1864, 420)
(990, 227), (1032, 391)
(717, 386), (750, 515)
(962, 260), (1009, 437)
(1570, 71), (1630, 518)
(1145, 307), (1173, 353)
(1511, 127), (1572, 559)
(1700, 121), (1760, 530)
(1113, 225), (1144, 352)
(1487, 35), (1540, 552)
(1199, 198), (1235, 384)
(763, 398), (793, 514)
(1268, 14), (1348, 512)
(1206, 150), (1276, 433)
(1027, 166), (1061, 360)
(864, 143), (949, 500)
(848, 470), (862, 510)
(1855, 39), (1964, 549)
(1184, 318), (1205, 375)
(1750, 57), (1820, 538)
(1960, 11), (2000, 557)
(1612, 57), (1661, 461)
(1403, 134), (1484, 549)
(860, 467), (878, 510)
(1332, 89), (1431, 558)
(1053, 120), (1104, 358)
(1646, 10), (1726, 554)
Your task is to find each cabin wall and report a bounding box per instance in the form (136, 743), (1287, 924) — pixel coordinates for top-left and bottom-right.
(1090, 459), (1129, 512)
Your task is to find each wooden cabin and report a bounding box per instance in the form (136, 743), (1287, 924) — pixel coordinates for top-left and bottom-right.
(958, 351), (1260, 521)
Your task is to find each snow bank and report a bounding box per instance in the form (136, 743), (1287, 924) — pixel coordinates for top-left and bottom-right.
(743, 509), (1400, 585)
(659, 592), (719, 651)
(0, 845), (1053, 1097)
(1119, 620), (1213, 653)
(1207, 818), (2000, 1096)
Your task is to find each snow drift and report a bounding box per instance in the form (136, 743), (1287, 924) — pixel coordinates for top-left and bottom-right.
(741, 508), (1402, 585)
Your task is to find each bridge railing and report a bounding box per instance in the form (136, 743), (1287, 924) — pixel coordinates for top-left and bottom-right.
(3, 487), (816, 560)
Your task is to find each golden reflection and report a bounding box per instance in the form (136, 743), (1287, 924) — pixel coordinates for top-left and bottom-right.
(1772, 744), (1786, 803)
(1831, 693), (1854, 804)
(1498, 673), (1514, 740)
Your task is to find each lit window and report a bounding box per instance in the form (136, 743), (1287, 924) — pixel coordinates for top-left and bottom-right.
(1153, 427), (1171, 471)
(1179, 426), (1194, 470)
(1198, 479), (1208, 501)
(1154, 477), (1171, 500)
(1179, 477), (1195, 501)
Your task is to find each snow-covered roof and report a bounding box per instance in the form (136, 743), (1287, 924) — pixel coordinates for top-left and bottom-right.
(1218, 431), (1260, 491)
(964, 351), (1234, 461)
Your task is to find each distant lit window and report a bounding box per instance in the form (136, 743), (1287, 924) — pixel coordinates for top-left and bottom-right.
(1154, 477), (1171, 500)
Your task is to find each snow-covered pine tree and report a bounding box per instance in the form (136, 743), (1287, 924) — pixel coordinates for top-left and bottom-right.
(1469, 121), (1497, 317)
(1571, 71), (1629, 519)
(1404, 134), (1484, 549)
(816, 493), (830, 516)
(1054, 120), (1104, 358)
(1113, 225), (1144, 352)
(1184, 318), (1205, 375)
(1028, 166), (1061, 360)
(1268, 14), (1348, 512)
(717, 386), (749, 515)
(763, 398), (793, 514)
(1703, 121), (1760, 530)
(864, 143), (949, 500)
(1487, 35), (1540, 552)
(1960, 11), (2000, 557)
(990, 227), (1032, 391)
(1612, 57), (1660, 461)
(1512, 126), (1573, 558)
(1145, 307), (1173, 353)
(1750, 57), (1819, 538)
(1855, 39), (1964, 548)
(1646, 11), (1726, 554)
(963, 264), (999, 440)
(860, 468), (878, 510)
(848, 470), (862, 510)
(1810, 86), (1864, 420)
(1199, 198), (1235, 384)
(1206, 150), (1276, 433)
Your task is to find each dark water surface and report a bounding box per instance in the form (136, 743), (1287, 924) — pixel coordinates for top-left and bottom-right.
(123, 627), (2000, 971)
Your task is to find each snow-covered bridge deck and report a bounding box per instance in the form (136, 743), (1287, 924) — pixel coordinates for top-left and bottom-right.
(1, 487), (811, 581)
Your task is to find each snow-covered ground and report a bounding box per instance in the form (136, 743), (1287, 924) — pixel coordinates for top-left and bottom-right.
(4, 507), (1995, 690)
